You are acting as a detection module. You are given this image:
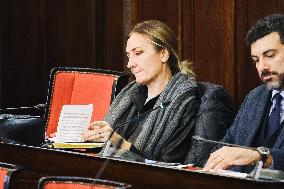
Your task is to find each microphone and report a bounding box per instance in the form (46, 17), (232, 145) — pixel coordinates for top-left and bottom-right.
(110, 101), (171, 136)
(192, 135), (255, 150)
(95, 101), (171, 179)
(193, 136), (267, 180)
(101, 101), (171, 156)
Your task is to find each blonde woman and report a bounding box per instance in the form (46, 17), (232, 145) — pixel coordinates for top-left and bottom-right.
(83, 20), (199, 163)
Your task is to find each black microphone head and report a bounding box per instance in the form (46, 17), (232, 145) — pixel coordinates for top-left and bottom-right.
(160, 101), (171, 109)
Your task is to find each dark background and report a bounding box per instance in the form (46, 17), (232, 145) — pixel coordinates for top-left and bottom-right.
(0, 0), (283, 109)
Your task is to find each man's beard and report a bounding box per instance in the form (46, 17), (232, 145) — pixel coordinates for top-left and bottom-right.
(262, 71), (284, 90)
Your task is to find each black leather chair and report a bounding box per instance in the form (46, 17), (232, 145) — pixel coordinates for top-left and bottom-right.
(0, 105), (46, 146)
(0, 67), (129, 147)
(185, 82), (235, 167)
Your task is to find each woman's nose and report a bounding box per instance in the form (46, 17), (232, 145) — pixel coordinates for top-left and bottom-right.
(127, 57), (135, 68)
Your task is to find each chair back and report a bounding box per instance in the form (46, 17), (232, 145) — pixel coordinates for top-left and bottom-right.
(0, 114), (44, 146)
(44, 67), (128, 137)
(38, 176), (131, 189)
(185, 82), (235, 166)
(0, 163), (19, 189)
(0, 105), (45, 146)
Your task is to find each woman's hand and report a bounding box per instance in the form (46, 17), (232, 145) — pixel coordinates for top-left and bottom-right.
(82, 121), (131, 150)
(82, 121), (113, 142)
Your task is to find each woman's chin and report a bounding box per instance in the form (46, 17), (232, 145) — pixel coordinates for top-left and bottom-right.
(135, 78), (146, 84)
(136, 80), (146, 85)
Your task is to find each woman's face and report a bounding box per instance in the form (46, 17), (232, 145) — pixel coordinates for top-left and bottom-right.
(126, 33), (167, 85)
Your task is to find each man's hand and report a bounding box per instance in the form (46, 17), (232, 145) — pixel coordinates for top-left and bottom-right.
(203, 146), (261, 172)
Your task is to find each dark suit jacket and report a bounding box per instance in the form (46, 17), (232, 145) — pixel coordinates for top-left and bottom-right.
(223, 84), (284, 171)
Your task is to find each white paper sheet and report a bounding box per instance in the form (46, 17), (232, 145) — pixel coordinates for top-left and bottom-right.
(54, 104), (93, 143)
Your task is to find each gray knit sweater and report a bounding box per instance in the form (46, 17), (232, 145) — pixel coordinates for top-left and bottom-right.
(104, 72), (199, 162)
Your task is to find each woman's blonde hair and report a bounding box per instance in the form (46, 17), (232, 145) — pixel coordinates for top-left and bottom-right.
(129, 20), (195, 77)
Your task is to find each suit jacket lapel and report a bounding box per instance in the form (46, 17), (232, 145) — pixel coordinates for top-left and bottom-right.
(273, 122), (284, 148)
(244, 85), (271, 146)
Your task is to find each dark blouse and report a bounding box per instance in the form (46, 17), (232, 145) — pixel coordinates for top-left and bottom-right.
(124, 95), (160, 141)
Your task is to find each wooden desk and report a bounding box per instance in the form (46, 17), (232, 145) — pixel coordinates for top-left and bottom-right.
(0, 142), (283, 189)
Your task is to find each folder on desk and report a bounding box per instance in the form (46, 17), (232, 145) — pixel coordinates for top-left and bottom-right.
(47, 142), (105, 149)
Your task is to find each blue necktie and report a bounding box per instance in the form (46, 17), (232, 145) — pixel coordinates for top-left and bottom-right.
(267, 93), (283, 137)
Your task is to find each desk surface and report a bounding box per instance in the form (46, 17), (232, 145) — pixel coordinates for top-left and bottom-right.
(0, 142), (283, 189)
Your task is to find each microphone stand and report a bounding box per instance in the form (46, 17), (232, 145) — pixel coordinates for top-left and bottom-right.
(101, 101), (171, 157)
(193, 135), (266, 180)
(95, 101), (170, 179)
(95, 138), (124, 179)
(192, 136), (255, 150)
(252, 160), (263, 180)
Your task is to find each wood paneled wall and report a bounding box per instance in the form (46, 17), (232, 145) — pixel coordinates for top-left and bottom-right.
(0, 0), (283, 108)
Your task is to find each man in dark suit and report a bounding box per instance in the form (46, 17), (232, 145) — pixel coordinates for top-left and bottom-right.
(204, 14), (284, 172)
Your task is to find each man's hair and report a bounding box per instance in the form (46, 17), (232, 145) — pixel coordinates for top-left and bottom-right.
(246, 14), (284, 46)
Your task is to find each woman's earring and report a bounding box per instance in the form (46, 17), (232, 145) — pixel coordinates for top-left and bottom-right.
(162, 56), (169, 62)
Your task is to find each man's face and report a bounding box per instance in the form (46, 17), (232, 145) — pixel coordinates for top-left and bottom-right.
(251, 32), (284, 90)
